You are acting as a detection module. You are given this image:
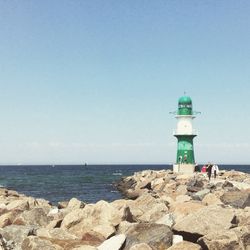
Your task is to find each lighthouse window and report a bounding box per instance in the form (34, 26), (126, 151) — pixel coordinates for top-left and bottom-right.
(179, 104), (192, 108)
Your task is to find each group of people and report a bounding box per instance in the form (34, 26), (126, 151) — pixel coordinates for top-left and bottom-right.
(201, 163), (219, 181)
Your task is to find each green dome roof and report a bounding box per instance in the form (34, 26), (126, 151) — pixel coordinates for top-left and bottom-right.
(177, 95), (193, 115)
(178, 96), (192, 105)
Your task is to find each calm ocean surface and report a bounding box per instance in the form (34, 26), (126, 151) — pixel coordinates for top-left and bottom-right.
(0, 164), (249, 204)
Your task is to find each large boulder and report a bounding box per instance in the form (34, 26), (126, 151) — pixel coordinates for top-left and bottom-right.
(32, 197), (52, 209)
(151, 177), (166, 191)
(90, 224), (116, 239)
(6, 197), (51, 211)
(192, 189), (210, 201)
(117, 221), (139, 234)
(138, 203), (168, 222)
(67, 198), (85, 210)
(61, 200), (122, 238)
(232, 225), (250, 249)
(159, 195), (174, 206)
(60, 208), (85, 230)
(222, 170), (248, 182)
(162, 182), (178, 198)
(125, 189), (147, 200)
(123, 223), (173, 250)
(97, 234), (126, 250)
(175, 195), (191, 203)
(6, 199), (29, 211)
(0, 188), (8, 197)
(173, 205), (236, 241)
(6, 190), (20, 197)
(175, 174), (193, 185)
(175, 185), (188, 196)
(121, 206), (137, 223)
(234, 207), (250, 226)
(0, 225), (37, 249)
(202, 193), (223, 206)
(0, 209), (22, 227)
(231, 182), (250, 190)
(220, 190), (250, 208)
(115, 177), (137, 196)
(134, 193), (164, 212)
(21, 236), (63, 250)
(13, 207), (50, 227)
(111, 200), (137, 222)
(197, 229), (242, 250)
(222, 180), (236, 190)
(186, 177), (206, 193)
(170, 201), (205, 223)
(155, 213), (175, 228)
(36, 228), (78, 240)
(119, 193), (161, 219)
(24, 235), (103, 250)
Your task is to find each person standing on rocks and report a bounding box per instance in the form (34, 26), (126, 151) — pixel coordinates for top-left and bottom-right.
(207, 163), (213, 181)
(201, 165), (207, 176)
(212, 164), (219, 179)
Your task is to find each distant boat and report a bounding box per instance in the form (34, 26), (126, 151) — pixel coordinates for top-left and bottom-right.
(83, 163), (88, 166)
(52, 164), (55, 168)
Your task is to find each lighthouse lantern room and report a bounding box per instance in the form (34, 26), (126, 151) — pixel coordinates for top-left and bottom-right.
(172, 95), (199, 173)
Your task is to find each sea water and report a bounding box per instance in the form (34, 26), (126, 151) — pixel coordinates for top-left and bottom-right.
(0, 164), (249, 204)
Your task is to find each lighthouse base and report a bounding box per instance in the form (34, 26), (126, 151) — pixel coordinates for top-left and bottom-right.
(173, 164), (195, 174)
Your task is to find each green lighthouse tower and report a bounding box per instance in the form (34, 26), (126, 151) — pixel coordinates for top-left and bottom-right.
(172, 95), (198, 173)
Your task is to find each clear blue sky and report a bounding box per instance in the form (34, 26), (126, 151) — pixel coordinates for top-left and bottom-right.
(0, 0), (249, 164)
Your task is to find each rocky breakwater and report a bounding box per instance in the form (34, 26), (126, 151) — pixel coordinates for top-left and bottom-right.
(0, 169), (249, 250)
(116, 169), (250, 249)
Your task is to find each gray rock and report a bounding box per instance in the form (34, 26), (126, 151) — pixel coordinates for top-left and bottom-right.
(138, 203), (168, 222)
(0, 225), (38, 249)
(234, 207), (250, 226)
(197, 230), (241, 250)
(232, 225), (250, 249)
(115, 178), (137, 197)
(222, 181), (240, 192)
(192, 189), (210, 201)
(125, 189), (145, 200)
(222, 180), (234, 188)
(155, 213), (175, 228)
(123, 222), (173, 250)
(187, 178), (205, 189)
(121, 206), (137, 223)
(173, 205), (235, 240)
(13, 207), (50, 227)
(220, 191), (250, 208)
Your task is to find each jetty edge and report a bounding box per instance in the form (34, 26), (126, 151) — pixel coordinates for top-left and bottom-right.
(0, 169), (249, 249)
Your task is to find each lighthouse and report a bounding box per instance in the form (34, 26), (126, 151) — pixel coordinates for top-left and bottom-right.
(172, 95), (199, 173)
